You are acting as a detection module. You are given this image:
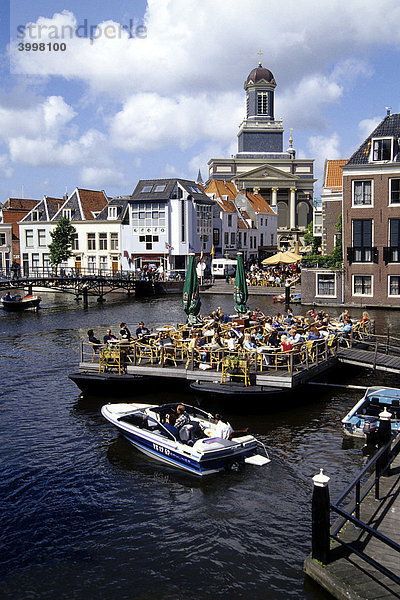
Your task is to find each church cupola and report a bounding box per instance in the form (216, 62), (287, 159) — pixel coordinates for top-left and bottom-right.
(237, 51), (284, 157)
(244, 50), (276, 122)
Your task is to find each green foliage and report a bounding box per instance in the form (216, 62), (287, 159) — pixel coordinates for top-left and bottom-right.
(303, 221), (321, 254)
(49, 217), (76, 267)
(302, 212), (343, 268)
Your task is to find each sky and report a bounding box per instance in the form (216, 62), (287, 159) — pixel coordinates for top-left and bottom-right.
(1, 0), (400, 203)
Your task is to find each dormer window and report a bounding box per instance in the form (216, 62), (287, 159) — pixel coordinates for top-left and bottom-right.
(154, 184), (166, 193)
(32, 211), (39, 221)
(141, 185), (152, 193)
(62, 209), (72, 219)
(108, 206), (118, 219)
(372, 138), (392, 161)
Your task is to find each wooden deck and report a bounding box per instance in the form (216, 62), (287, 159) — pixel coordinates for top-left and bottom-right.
(338, 347), (400, 373)
(304, 452), (400, 600)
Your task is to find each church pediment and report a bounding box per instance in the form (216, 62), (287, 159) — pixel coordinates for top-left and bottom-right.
(232, 163), (301, 182)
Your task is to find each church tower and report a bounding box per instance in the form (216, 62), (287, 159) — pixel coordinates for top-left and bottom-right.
(237, 52), (285, 157)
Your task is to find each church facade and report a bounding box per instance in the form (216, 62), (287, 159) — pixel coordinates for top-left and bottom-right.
(207, 59), (315, 250)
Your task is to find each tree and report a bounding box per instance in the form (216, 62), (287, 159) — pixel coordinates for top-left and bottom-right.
(303, 221), (321, 254)
(49, 217), (76, 271)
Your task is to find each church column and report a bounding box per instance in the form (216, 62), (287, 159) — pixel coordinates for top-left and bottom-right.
(271, 187), (278, 208)
(290, 187), (296, 229)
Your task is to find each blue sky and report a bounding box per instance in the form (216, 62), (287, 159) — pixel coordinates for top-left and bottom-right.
(1, 0), (400, 202)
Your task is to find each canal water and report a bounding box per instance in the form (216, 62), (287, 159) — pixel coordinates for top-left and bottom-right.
(1, 292), (399, 600)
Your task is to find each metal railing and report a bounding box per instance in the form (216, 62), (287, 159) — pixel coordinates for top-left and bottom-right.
(329, 433), (400, 585)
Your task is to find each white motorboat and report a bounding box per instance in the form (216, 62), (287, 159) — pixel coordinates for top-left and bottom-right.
(342, 386), (400, 438)
(101, 402), (270, 477)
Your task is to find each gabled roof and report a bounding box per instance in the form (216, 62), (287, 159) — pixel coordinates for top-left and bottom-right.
(323, 159), (347, 190)
(20, 196), (64, 223)
(246, 192), (275, 214)
(131, 178), (213, 205)
(53, 188), (109, 221)
(204, 179), (237, 212)
(95, 197), (130, 221)
(346, 113), (400, 165)
(2, 198), (39, 212)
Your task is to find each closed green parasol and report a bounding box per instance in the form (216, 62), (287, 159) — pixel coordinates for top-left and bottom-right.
(182, 254), (201, 324)
(234, 252), (248, 314)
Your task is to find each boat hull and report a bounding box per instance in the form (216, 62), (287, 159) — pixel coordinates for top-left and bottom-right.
(1, 295), (41, 311)
(69, 372), (150, 396)
(101, 403), (261, 477)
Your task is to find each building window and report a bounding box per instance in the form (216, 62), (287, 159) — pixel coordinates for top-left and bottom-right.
(141, 185), (153, 193)
(38, 229), (46, 247)
(154, 184), (166, 192)
(213, 228), (220, 246)
(353, 275), (373, 296)
(389, 179), (400, 204)
(260, 233), (264, 246)
(88, 256), (96, 273)
(372, 138), (392, 161)
(352, 219), (372, 262)
(389, 275), (400, 296)
(62, 209), (72, 219)
(260, 217), (263, 226)
(108, 206), (117, 219)
(243, 232), (247, 246)
(0, 233), (5, 245)
(25, 230), (34, 248)
(257, 92), (268, 115)
(32, 253), (40, 271)
(139, 234), (159, 250)
(43, 254), (50, 268)
(99, 233), (107, 250)
(87, 233), (96, 250)
(271, 233), (274, 246)
(110, 233), (118, 250)
(353, 180), (372, 206)
(32, 211), (39, 221)
(99, 256), (108, 272)
(230, 232), (235, 246)
(71, 233), (79, 250)
(316, 273), (336, 297)
(224, 232), (229, 246)
(227, 214), (232, 227)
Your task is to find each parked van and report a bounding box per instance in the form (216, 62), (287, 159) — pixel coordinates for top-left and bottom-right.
(211, 258), (237, 279)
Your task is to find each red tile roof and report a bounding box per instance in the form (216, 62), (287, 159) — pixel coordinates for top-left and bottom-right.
(204, 179), (237, 212)
(78, 189), (109, 219)
(323, 159), (347, 190)
(246, 192), (275, 214)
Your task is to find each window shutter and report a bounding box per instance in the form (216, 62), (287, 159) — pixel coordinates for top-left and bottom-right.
(390, 219), (400, 247)
(347, 247), (353, 264)
(353, 220), (362, 246)
(363, 220), (372, 247)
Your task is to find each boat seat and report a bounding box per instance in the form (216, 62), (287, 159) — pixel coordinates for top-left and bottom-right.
(179, 424), (194, 442)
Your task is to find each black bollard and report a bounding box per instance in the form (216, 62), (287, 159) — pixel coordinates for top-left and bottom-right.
(285, 282), (291, 309)
(82, 286), (88, 308)
(311, 469), (331, 564)
(377, 407), (392, 476)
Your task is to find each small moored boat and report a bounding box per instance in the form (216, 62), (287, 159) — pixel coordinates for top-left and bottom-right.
(101, 402), (270, 476)
(342, 386), (400, 438)
(1, 293), (41, 311)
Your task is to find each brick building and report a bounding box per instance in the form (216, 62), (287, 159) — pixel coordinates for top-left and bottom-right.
(321, 159), (347, 254)
(343, 111), (400, 307)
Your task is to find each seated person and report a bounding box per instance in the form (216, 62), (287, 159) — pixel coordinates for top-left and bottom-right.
(175, 404), (201, 441)
(280, 334), (293, 352)
(214, 414), (233, 439)
(163, 413), (179, 438)
(136, 321), (150, 338)
(103, 329), (117, 344)
(244, 333), (258, 352)
(87, 329), (102, 350)
(119, 322), (132, 341)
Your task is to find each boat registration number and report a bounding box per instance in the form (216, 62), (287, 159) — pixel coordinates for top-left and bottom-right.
(153, 443), (171, 455)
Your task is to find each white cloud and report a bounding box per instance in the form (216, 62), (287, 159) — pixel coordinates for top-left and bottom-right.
(358, 116), (382, 140)
(110, 92), (242, 152)
(79, 166), (126, 188)
(0, 154), (13, 178)
(304, 132), (342, 195)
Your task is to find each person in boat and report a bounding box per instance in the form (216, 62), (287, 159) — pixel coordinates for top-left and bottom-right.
(136, 321), (150, 338)
(214, 414), (250, 440)
(103, 329), (117, 344)
(163, 413), (179, 438)
(119, 322), (132, 341)
(87, 329), (101, 347)
(4, 291), (11, 300)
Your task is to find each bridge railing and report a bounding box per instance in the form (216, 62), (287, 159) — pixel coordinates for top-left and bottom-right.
(0, 267), (187, 282)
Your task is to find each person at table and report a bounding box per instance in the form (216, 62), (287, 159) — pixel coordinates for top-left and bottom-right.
(306, 326), (321, 341)
(207, 331), (223, 351)
(163, 413), (179, 438)
(244, 333), (258, 353)
(119, 322), (132, 341)
(280, 334), (293, 352)
(103, 328), (117, 344)
(287, 327), (302, 345)
(87, 329), (102, 351)
(136, 321), (150, 338)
